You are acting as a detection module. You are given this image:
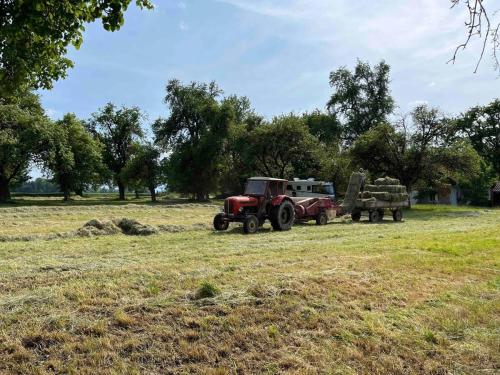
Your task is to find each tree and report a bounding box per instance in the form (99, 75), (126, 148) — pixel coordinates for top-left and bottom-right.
(0, 92), (53, 201)
(351, 105), (481, 204)
(452, 99), (500, 176)
(219, 95), (264, 195)
(242, 114), (322, 179)
(13, 178), (59, 194)
(302, 110), (342, 146)
(153, 80), (232, 201)
(327, 60), (395, 144)
(0, 0), (153, 96)
(122, 143), (163, 202)
(45, 113), (103, 201)
(458, 160), (497, 206)
(449, 0), (500, 73)
(89, 103), (144, 200)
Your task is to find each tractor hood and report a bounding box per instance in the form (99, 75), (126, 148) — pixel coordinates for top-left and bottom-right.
(228, 196), (259, 204)
(224, 195), (259, 215)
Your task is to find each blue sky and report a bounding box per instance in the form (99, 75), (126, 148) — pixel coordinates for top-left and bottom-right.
(40, 0), (499, 127)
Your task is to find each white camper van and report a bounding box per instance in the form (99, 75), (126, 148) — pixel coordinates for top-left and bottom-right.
(286, 178), (335, 201)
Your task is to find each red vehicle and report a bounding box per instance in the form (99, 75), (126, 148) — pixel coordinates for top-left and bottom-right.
(292, 197), (339, 225)
(213, 177), (295, 234)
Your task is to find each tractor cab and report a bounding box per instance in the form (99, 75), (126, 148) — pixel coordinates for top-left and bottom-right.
(244, 177), (287, 198)
(214, 177), (295, 234)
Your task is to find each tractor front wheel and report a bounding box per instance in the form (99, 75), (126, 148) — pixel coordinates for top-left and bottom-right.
(270, 200), (295, 231)
(243, 215), (259, 234)
(213, 213), (229, 231)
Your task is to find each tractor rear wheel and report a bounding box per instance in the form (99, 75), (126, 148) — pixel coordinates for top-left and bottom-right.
(243, 215), (259, 234)
(316, 211), (328, 225)
(270, 200), (295, 231)
(213, 213), (229, 231)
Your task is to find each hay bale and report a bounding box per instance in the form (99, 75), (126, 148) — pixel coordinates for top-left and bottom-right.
(374, 177), (400, 186)
(365, 184), (407, 193)
(356, 197), (376, 208)
(370, 192), (391, 201)
(360, 191), (373, 199)
(114, 218), (158, 236)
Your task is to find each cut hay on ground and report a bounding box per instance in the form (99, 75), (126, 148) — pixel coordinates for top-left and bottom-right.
(113, 218), (158, 236)
(76, 219), (121, 237)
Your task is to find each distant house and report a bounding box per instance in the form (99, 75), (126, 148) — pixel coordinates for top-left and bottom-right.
(491, 182), (500, 207)
(415, 181), (461, 206)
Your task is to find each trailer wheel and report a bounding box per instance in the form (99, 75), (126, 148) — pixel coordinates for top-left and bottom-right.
(369, 210), (379, 223)
(393, 208), (403, 222)
(270, 200), (295, 231)
(351, 211), (361, 222)
(316, 212), (328, 225)
(377, 209), (385, 221)
(213, 213), (229, 231)
(243, 215), (259, 234)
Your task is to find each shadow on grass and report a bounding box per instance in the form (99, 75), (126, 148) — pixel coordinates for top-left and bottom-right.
(211, 226), (275, 236)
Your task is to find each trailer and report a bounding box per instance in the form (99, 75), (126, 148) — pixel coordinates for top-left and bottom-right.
(350, 199), (408, 222)
(340, 172), (409, 223)
(291, 196), (340, 225)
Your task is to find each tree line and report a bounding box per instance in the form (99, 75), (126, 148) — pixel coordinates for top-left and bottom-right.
(1, 60), (498, 204)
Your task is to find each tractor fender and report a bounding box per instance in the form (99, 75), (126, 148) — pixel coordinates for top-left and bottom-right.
(271, 195), (293, 206)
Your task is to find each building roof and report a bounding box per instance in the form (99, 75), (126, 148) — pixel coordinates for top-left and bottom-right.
(491, 181), (500, 193)
(248, 177), (288, 182)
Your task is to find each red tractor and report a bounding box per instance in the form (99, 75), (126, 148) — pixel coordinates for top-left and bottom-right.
(213, 177), (295, 234)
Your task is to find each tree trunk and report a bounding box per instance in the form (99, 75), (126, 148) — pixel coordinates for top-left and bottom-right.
(0, 178), (11, 202)
(149, 186), (157, 202)
(63, 189), (70, 202)
(196, 192), (205, 201)
(407, 184), (412, 209)
(118, 181), (126, 200)
(134, 189), (140, 199)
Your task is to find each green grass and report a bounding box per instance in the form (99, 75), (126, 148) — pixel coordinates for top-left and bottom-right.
(0, 200), (498, 374)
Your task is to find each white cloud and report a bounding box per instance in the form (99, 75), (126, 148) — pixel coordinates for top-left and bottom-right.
(217, 0), (471, 60)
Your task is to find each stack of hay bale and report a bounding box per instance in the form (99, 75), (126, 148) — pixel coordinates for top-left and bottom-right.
(359, 177), (409, 202)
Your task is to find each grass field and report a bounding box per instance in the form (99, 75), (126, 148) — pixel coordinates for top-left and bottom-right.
(0, 198), (498, 374)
